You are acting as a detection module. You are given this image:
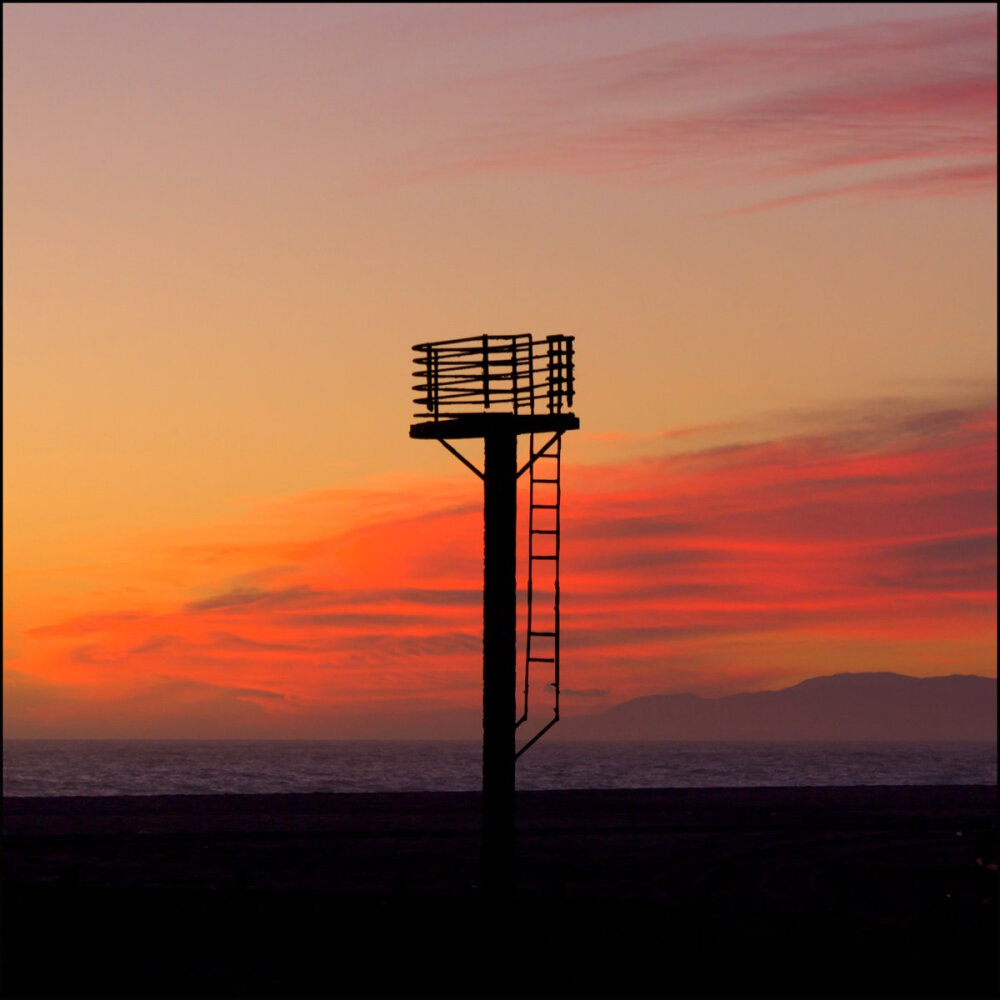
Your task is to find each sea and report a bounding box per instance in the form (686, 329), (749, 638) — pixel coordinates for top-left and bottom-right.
(2, 739), (996, 797)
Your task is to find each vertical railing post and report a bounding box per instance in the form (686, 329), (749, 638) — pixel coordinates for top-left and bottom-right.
(482, 335), (490, 409)
(427, 345), (437, 417)
(546, 337), (555, 413)
(565, 337), (574, 409)
(528, 339), (536, 415)
(510, 338), (519, 414)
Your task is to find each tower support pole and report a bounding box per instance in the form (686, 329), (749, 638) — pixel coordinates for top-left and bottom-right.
(482, 420), (517, 902)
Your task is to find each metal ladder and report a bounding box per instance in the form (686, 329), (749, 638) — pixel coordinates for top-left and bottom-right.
(515, 429), (563, 758)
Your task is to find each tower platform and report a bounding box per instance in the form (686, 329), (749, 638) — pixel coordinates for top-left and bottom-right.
(410, 412), (579, 440)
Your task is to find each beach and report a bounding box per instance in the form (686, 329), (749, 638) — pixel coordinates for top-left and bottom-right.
(3, 786), (996, 997)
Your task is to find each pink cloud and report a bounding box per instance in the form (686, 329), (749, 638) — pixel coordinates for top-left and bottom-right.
(414, 11), (996, 209)
(724, 160), (996, 214)
(573, 12), (994, 99)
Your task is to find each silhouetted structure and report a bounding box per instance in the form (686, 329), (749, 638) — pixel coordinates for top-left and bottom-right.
(410, 334), (579, 899)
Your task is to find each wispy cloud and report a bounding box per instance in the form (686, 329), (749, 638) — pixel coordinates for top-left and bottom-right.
(415, 11), (996, 209)
(726, 160), (996, 215)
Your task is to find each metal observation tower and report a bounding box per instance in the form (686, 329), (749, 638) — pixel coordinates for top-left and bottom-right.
(410, 334), (579, 898)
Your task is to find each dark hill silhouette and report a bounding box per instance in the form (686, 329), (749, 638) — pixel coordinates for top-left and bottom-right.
(387, 672), (997, 740)
(553, 672), (997, 741)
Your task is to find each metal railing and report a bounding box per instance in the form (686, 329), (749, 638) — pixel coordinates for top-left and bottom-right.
(412, 334), (574, 419)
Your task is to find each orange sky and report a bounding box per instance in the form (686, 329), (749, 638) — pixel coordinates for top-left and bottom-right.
(4, 4), (996, 737)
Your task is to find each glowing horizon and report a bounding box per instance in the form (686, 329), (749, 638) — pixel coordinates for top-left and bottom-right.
(4, 3), (996, 737)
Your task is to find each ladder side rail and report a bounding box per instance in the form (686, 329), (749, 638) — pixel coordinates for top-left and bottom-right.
(515, 430), (564, 757)
(553, 432), (562, 723)
(516, 428), (537, 730)
(514, 716), (559, 760)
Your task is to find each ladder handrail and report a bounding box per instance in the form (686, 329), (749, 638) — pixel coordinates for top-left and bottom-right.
(515, 431), (563, 756)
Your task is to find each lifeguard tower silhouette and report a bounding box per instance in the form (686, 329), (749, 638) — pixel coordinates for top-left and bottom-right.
(410, 334), (578, 899)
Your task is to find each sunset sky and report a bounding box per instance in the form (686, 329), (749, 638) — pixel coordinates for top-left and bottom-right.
(4, 3), (996, 737)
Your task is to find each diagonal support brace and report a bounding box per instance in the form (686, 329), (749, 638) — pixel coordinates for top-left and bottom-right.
(517, 432), (562, 479)
(438, 438), (484, 479)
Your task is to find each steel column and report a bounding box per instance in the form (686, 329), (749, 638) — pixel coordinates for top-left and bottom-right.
(482, 421), (517, 901)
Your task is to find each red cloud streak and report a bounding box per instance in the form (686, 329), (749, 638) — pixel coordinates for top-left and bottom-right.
(9, 397), (995, 735)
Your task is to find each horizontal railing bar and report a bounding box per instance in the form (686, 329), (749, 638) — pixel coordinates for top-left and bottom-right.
(415, 376), (554, 388)
(413, 374), (545, 383)
(413, 389), (554, 401)
(413, 332), (572, 346)
(423, 381), (539, 391)
(412, 396), (545, 405)
(414, 340), (534, 349)
(415, 347), (553, 359)
(412, 334), (534, 350)
(412, 362), (549, 376)
(412, 385), (551, 396)
(411, 410), (576, 419)
(412, 343), (536, 356)
(416, 385), (549, 396)
(414, 372), (503, 387)
(415, 371), (548, 383)
(413, 359), (555, 373)
(413, 347), (543, 359)
(413, 344), (558, 359)
(415, 369), (554, 379)
(412, 357), (552, 372)
(413, 355), (539, 365)
(413, 391), (548, 401)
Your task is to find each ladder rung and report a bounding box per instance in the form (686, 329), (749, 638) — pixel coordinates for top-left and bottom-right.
(532, 555), (558, 561)
(529, 630), (557, 637)
(533, 452), (558, 459)
(532, 477), (559, 483)
(531, 529), (558, 535)
(528, 656), (555, 663)
(531, 503), (558, 509)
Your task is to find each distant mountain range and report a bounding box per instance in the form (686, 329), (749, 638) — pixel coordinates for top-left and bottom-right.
(396, 672), (996, 741)
(552, 672), (997, 741)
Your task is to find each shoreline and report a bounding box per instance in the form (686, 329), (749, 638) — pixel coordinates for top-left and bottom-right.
(4, 785), (996, 997)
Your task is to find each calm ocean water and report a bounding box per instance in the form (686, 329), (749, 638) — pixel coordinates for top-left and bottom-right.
(3, 739), (996, 797)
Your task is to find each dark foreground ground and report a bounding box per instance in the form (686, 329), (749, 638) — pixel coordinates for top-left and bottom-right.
(3, 786), (997, 998)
